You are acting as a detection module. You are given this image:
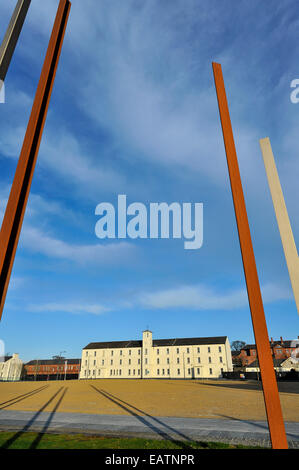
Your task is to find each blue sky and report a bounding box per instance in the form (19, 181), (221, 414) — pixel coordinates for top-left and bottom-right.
(0, 0), (299, 362)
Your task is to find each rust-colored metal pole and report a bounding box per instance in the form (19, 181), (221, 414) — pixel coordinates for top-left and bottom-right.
(212, 62), (288, 449)
(0, 0), (71, 320)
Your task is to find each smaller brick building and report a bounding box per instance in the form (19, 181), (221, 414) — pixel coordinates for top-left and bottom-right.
(234, 337), (299, 367)
(24, 358), (81, 381)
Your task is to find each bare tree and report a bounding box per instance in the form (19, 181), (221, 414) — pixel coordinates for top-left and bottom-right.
(231, 341), (246, 351)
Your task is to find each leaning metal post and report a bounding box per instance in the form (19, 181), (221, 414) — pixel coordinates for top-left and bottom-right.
(0, 0), (31, 90)
(212, 62), (288, 449)
(0, 0), (71, 320)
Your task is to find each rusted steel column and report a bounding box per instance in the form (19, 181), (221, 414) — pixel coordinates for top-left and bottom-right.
(212, 62), (288, 449)
(0, 0), (31, 87)
(0, 0), (71, 320)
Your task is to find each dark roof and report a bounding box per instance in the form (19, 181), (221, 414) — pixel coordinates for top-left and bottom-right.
(246, 358), (286, 368)
(25, 359), (81, 366)
(0, 356), (13, 362)
(242, 340), (297, 350)
(83, 336), (227, 350)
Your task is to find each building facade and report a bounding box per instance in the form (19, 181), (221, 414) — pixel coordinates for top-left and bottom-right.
(245, 357), (299, 373)
(24, 358), (81, 380)
(80, 330), (233, 380)
(0, 354), (24, 381)
(236, 336), (299, 367)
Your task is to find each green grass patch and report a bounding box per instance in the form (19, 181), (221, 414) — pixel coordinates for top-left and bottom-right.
(0, 431), (265, 449)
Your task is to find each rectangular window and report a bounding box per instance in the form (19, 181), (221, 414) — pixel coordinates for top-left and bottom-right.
(98, 369), (101, 375)
(128, 369), (131, 375)
(129, 359), (131, 365)
(218, 346), (222, 353)
(157, 358), (160, 364)
(133, 369), (135, 375)
(187, 357), (190, 364)
(138, 349), (141, 355)
(138, 359), (140, 365)
(129, 350), (131, 356)
(138, 369), (140, 375)
(209, 368), (212, 375)
(157, 349), (159, 355)
(94, 360), (96, 365)
(197, 368), (200, 374)
(188, 368), (190, 375)
(177, 348), (179, 354)
(94, 351), (96, 356)
(110, 370), (112, 375)
(187, 348), (190, 354)
(177, 369), (180, 375)
(167, 358), (170, 364)
(197, 347), (200, 353)
(208, 347), (211, 353)
(93, 370), (95, 375)
(111, 360), (113, 365)
(167, 369), (170, 375)
(198, 357), (201, 363)
(119, 370), (122, 376)
(145, 358), (148, 365)
(102, 360), (104, 365)
(111, 351), (113, 356)
(86, 351), (88, 356)
(209, 357), (211, 363)
(157, 369), (160, 375)
(120, 360), (122, 365)
(162, 369), (165, 375)
(145, 349), (148, 355)
(120, 350), (122, 356)
(167, 348), (169, 354)
(177, 357), (180, 364)
(220, 357), (223, 363)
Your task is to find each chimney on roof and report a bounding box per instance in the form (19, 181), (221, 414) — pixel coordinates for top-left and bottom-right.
(271, 337), (273, 343)
(280, 336), (283, 344)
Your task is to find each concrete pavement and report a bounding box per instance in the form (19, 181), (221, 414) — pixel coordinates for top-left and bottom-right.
(0, 410), (298, 448)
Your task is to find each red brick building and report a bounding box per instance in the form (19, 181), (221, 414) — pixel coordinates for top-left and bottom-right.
(235, 337), (299, 367)
(24, 358), (81, 380)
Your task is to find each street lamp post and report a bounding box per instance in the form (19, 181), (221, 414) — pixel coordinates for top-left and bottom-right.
(56, 351), (66, 381)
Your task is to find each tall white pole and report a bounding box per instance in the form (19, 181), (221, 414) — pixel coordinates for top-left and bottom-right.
(260, 137), (299, 315)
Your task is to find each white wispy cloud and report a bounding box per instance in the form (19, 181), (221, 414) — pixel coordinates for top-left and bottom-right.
(137, 282), (292, 310)
(29, 302), (110, 315)
(19, 225), (134, 265)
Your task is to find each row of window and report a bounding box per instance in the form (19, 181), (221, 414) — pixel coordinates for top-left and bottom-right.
(85, 356), (224, 367)
(85, 346), (223, 357)
(84, 367), (225, 377)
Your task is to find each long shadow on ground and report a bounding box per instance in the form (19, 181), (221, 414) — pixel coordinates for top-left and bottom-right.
(90, 385), (206, 449)
(0, 385), (50, 410)
(194, 380), (299, 394)
(1, 386), (67, 449)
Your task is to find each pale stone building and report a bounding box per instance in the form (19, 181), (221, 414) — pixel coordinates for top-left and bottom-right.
(0, 354), (24, 381)
(80, 330), (233, 380)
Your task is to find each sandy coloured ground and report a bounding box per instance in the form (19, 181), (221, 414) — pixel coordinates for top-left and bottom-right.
(0, 379), (298, 422)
